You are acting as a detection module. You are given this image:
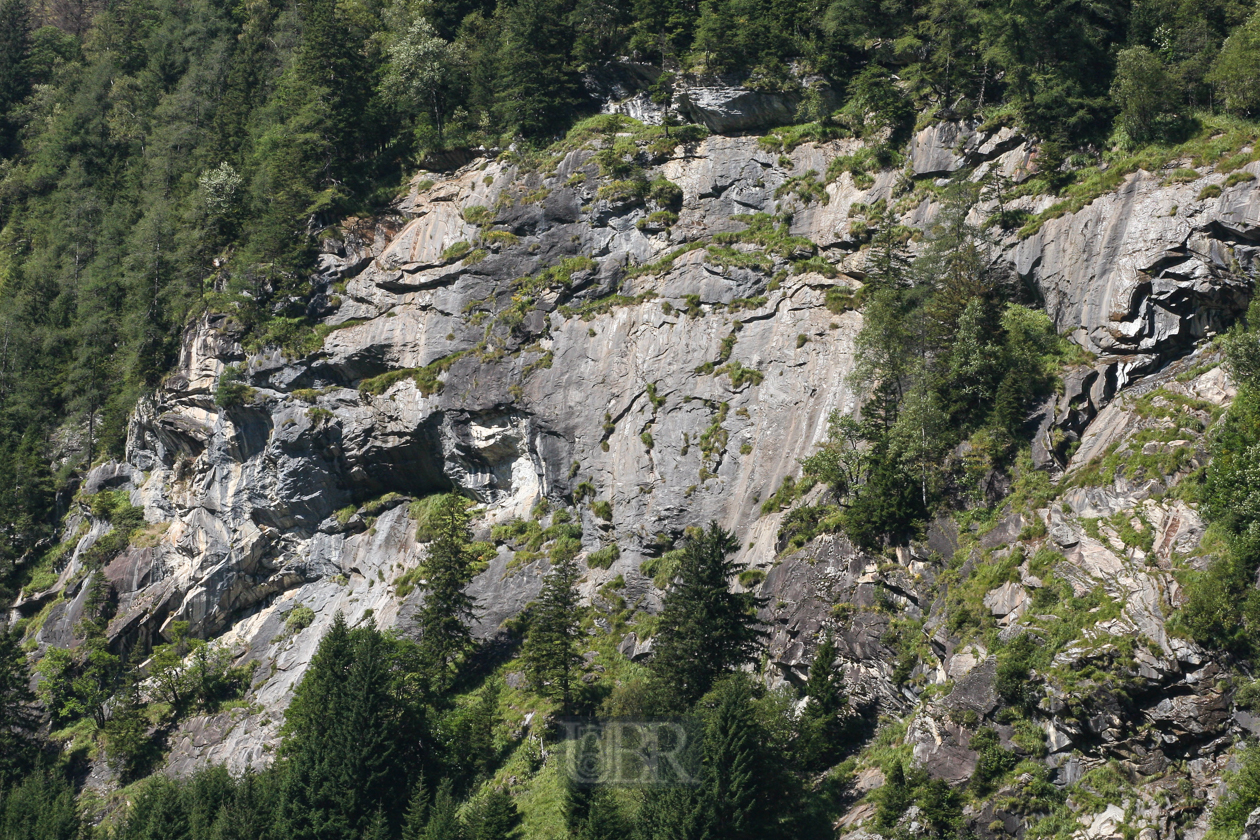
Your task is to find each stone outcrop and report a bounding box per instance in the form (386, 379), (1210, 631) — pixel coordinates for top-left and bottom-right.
(13, 113), (1260, 833)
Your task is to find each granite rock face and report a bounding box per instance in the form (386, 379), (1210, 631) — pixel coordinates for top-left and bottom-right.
(14, 115), (1260, 832)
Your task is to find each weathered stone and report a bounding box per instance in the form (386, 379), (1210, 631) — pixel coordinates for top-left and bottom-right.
(14, 118), (1249, 821)
(1242, 807), (1260, 840)
(983, 581), (1028, 620)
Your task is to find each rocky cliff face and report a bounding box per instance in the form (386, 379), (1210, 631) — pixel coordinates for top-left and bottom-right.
(12, 111), (1260, 835)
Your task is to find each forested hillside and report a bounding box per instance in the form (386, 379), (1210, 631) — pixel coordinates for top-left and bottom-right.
(4, 0), (1260, 837)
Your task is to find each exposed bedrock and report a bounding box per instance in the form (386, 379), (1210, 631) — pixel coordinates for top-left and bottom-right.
(17, 118), (1260, 813)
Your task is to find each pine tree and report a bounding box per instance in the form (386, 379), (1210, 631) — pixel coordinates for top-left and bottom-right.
(444, 680), (500, 790)
(0, 766), (81, 840)
(521, 551), (583, 710)
(278, 618), (419, 840)
(0, 627), (37, 785)
(401, 777), (431, 840)
(796, 633), (850, 770)
(863, 205), (912, 292)
(208, 770), (276, 840)
(465, 789), (520, 840)
(422, 780), (462, 840)
(415, 494), (480, 691)
(876, 760), (912, 829)
(575, 790), (625, 840)
(103, 677), (151, 781)
(649, 523), (767, 707)
(696, 677), (775, 840)
(118, 776), (191, 840)
(0, 0), (30, 156)
(492, 0), (582, 137)
(563, 729), (598, 834)
(362, 808), (390, 840)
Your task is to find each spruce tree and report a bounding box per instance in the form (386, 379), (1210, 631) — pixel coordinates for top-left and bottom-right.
(696, 676), (775, 840)
(796, 633), (850, 771)
(563, 729), (598, 833)
(103, 677), (151, 781)
(401, 777), (431, 840)
(465, 789), (520, 840)
(863, 204), (912, 292)
(278, 618), (418, 840)
(362, 808), (390, 840)
(423, 780), (462, 840)
(208, 771), (276, 840)
(415, 494), (479, 691)
(0, 0), (30, 156)
(876, 760), (912, 829)
(0, 628), (37, 785)
(0, 766), (80, 840)
(521, 551), (583, 710)
(575, 790), (625, 840)
(649, 523), (767, 707)
(493, 0), (582, 136)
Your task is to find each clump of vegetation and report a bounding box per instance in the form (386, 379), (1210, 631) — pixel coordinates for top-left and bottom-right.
(359, 352), (467, 397)
(441, 240), (473, 261)
(587, 543), (620, 569)
(285, 605), (316, 633)
(462, 205), (493, 225)
(215, 365), (256, 409)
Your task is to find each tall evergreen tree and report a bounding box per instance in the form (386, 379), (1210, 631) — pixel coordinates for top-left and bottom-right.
(278, 617), (422, 840)
(695, 677), (777, 840)
(465, 789), (520, 840)
(521, 551), (583, 710)
(362, 808), (390, 840)
(415, 494), (480, 691)
(422, 780), (462, 840)
(0, 766), (80, 840)
(649, 523), (767, 707)
(795, 633), (850, 771)
(0, 628), (37, 785)
(0, 0), (30, 156)
(493, 0), (583, 137)
(401, 777), (431, 840)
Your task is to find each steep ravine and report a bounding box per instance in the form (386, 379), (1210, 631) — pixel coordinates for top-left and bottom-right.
(11, 111), (1260, 836)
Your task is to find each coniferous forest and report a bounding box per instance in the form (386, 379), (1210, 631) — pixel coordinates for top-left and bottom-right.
(4, 0), (1260, 835)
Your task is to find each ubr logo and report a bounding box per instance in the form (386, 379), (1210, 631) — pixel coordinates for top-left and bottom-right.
(555, 718), (701, 787)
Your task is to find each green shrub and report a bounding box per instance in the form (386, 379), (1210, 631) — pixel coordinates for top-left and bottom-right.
(1225, 170), (1257, 187)
(463, 205), (493, 225)
(648, 177), (683, 209)
(1199, 184), (1223, 200)
(591, 500), (613, 521)
(587, 543), (620, 569)
(637, 210), (679, 230)
(214, 365), (255, 408)
(359, 352), (466, 397)
(597, 179), (650, 204)
(285, 605), (315, 632)
(1209, 742), (1260, 840)
(481, 230), (520, 246)
(824, 285), (861, 313)
(1237, 679), (1260, 713)
(442, 240), (473, 261)
(969, 728), (1018, 794)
